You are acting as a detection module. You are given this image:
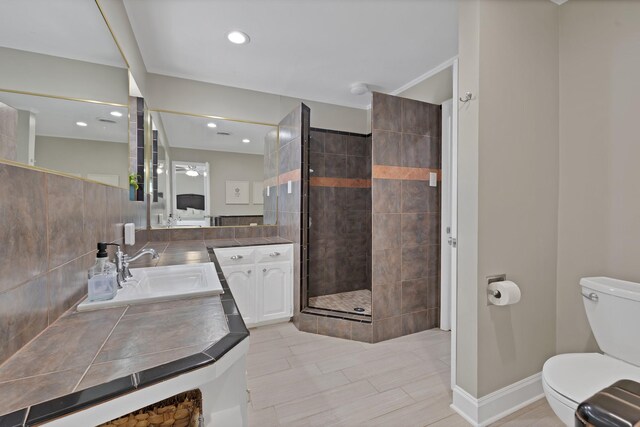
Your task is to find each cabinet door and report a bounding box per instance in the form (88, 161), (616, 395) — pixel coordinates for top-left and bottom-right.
(222, 264), (256, 326)
(257, 262), (292, 323)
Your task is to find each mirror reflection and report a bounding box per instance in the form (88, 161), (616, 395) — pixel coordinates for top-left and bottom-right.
(0, 0), (129, 186)
(0, 92), (128, 187)
(150, 111), (278, 227)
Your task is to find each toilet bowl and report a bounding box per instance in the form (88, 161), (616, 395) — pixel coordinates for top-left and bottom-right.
(543, 277), (640, 425)
(542, 353), (640, 425)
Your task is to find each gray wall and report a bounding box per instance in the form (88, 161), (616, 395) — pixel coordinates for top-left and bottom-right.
(171, 147), (265, 219)
(0, 47), (128, 105)
(457, 0), (559, 397)
(0, 102), (17, 161)
(35, 136), (129, 189)
(398, 67), (453, 105)
(556, 0), (640, 355)
(146, 73), (370, 135)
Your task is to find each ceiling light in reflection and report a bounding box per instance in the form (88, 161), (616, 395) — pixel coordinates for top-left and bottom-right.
(227, 30), (250, 45)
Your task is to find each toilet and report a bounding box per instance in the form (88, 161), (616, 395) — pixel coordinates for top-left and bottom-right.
(543, 277), (640, 425)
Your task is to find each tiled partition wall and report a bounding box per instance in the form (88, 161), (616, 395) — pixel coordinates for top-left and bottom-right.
(263, 127), (279, 225)
(276, 104), (305, 322)
(0, 162), (147, 364)
(307, 128), (371, 298)
(370, 92), (442, 342)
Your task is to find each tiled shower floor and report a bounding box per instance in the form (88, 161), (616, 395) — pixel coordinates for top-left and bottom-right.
(308, 289), (372, 315)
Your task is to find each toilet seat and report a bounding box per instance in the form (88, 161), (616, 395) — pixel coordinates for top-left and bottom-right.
(543, 353), (640, 405)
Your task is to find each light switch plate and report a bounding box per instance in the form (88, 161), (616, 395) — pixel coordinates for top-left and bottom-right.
(429, 172), (437, 187)
(287, 180), (292, 194)
(266, 186), (270, 197)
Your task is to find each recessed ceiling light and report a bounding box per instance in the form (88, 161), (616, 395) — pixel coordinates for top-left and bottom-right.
(110, 111), (123, 117)
(242, 138), (250, 143)
(227, 30), (250, 45)
(76, 121), (88, 127)
(207, 122), (217, 128)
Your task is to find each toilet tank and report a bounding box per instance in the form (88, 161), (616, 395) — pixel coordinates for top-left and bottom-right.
(581, 277), (640, 366)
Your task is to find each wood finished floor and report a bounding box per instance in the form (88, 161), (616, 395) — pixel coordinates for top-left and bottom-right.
(246, 322), (564, 427)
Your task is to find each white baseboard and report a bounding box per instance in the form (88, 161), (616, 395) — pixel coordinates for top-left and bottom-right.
(451, 372), (545, 426)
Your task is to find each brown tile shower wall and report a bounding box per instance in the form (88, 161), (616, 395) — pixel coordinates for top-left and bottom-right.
(276, 104), (304, 320)
(308, 128), (371, 298)
(371, 92), (442, 343)
(0, 162), (147, 364)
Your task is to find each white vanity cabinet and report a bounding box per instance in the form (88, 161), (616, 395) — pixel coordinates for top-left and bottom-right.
(214, 244), (293, 327)
(223, 264), (257, 326)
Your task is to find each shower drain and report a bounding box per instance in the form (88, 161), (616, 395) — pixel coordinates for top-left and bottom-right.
(353, 307), (365, 313)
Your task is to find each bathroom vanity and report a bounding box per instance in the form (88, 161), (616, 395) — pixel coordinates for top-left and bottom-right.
(214, 244), (294, 328)
(0, 240), (295, 427)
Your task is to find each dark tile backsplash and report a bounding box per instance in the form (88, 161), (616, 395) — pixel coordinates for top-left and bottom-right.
(0, 161), (147, 364)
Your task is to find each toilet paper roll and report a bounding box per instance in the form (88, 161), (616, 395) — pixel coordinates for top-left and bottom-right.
(488, 280), (521, 306)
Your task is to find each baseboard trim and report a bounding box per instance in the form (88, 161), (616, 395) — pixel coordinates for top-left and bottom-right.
(451, 372), (544, 426)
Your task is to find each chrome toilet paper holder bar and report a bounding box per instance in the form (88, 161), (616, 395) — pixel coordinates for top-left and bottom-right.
(487, 274), (507, 303)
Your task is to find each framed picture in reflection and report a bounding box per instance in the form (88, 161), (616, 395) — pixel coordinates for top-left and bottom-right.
(226, 180), (249, 204)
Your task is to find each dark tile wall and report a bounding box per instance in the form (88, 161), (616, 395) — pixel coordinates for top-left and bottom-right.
(0, 162), (147, 364)
(307, 128), (372, 298)
(371, 92), (442, 342)
(263, 127), (279, 225)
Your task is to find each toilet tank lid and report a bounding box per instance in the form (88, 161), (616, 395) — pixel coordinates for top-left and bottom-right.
(580, 277), (640, 301)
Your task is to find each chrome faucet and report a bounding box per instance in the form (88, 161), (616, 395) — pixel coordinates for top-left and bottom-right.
(122, 248), (160, 281)
(109, 244), (159, 287)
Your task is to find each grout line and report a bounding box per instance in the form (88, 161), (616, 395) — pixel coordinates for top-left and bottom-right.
(71, 306), (129, 392)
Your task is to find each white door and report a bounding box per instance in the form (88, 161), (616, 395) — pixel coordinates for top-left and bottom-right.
(257, 262), (292, 323)
(223, 265), (256, 326)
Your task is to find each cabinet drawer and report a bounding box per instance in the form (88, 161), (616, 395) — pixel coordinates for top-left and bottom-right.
(214, 247), (255, 266)
(255, 244), (293, 264)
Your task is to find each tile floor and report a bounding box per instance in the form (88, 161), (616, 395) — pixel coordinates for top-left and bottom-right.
(308, 289), (372, 315)
(247, 322), (563, 426)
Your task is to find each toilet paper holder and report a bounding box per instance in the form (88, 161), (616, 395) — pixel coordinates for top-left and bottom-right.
(487, 274), (507, 302)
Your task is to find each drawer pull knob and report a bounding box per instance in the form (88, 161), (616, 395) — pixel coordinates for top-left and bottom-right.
(247, 270), (251, 274)
(230, 255), (243, 260)
(263, 268), (267, 273)
(269, 252), (281, 257)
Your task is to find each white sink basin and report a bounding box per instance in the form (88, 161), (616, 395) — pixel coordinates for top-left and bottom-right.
(77, 262), (224, 312)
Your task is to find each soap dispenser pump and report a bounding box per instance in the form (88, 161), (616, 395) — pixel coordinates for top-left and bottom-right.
(87, 242), (118, 302)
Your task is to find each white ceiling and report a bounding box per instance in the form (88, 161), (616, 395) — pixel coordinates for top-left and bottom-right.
(0, 92), (128, 143)
(0, 0), (126, 68)
(123, 0), (458, 109)
(155, 112), (276, 156)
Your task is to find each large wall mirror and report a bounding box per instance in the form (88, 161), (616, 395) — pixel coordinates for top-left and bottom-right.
(0, 0), (130, 188)
(149, 110), (279, 228)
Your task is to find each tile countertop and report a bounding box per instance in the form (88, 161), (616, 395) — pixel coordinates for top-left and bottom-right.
(0, 239), (290, 426)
